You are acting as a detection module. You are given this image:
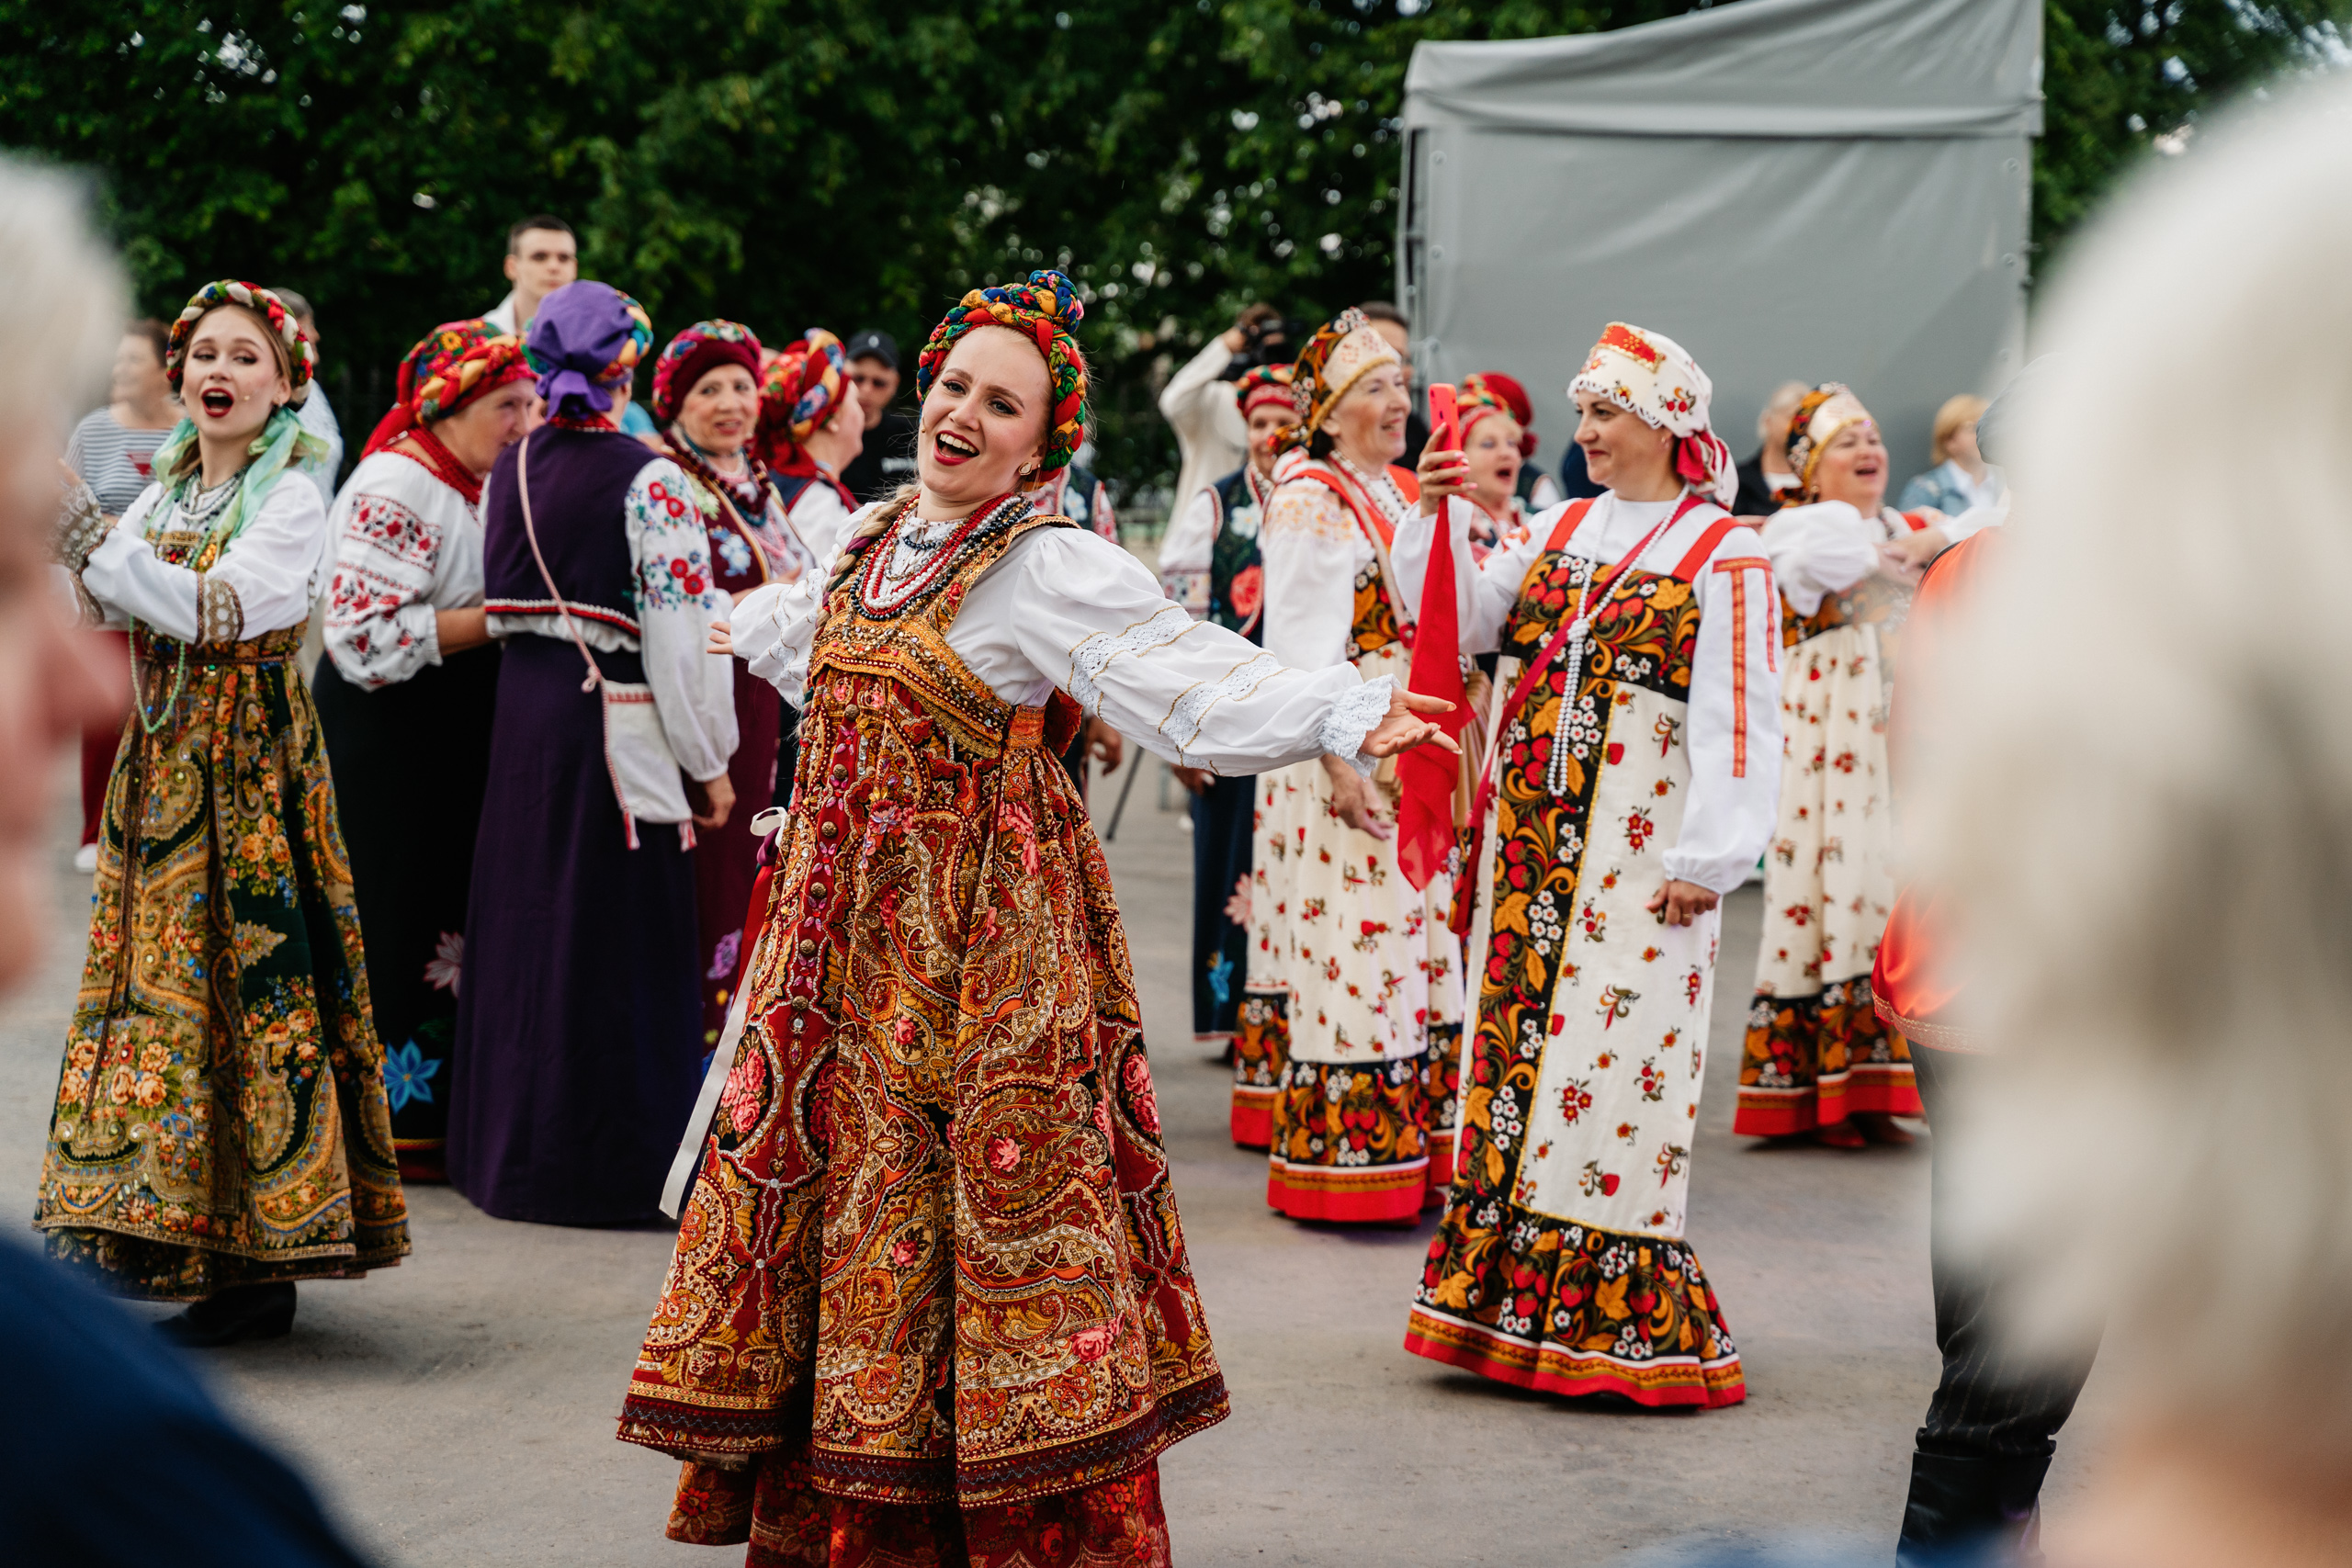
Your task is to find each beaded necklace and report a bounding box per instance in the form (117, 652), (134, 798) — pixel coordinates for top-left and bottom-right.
(857, 493), (1023, 615)
(133, 469), (243, 735)
(1542, 493), (1701, 797)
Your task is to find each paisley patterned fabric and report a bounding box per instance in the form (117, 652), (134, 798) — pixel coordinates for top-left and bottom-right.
(666, 1449), (1172, 1565)
(1408, 531), (1743, 1408)
(35, 549), (410, 1296)
(1736, 573), (1922, 1134)
(618, 496), (1227, 1513)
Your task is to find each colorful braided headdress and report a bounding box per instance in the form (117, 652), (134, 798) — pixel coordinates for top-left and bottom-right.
(650, 319), (763, 427)
(1782, 383), (1875, 502)
(1236, 362), (1296, 417)
(1459, 370), (1539, 457)
(166, 280), (316, 408)
(360, 318), (535, 457)
(757, 328), (853, 470)
(1567, 321), (1736, 509)
(1277, 308), (1400, 454)
(527, 281), (653, 421)
(916, 269), (1090, 477)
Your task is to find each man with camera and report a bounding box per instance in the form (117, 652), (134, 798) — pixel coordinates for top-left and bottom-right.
(1159, 303), (1292, 520)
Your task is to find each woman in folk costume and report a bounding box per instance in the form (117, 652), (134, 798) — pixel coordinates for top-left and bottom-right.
(758, 329), (863, 570)
(1454, 371), (1557, 555)
(1733, 384), (1940, 1147)
(652, 320), (814, 1049)
(313, 319), (535, 1181)
(1160, 363), (1292, 1061)
(1399, 322), (1780, 1408)
(38, 281), (409, 1345)
(616, 270), (1453, 1565)
(447, 283), (739, 1224)
(1234, 309), (1465, 1222)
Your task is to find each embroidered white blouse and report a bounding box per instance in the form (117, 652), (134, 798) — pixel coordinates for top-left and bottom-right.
(1758, 500), (1917, 617)
(81, 471), (328, 644)
(482, 455), (738, 784)
(1393, 491), (1782, 896)
(728, 508), (1392, 778)
(1257, 455), (1424, 674)
(322, 450), (485, 689)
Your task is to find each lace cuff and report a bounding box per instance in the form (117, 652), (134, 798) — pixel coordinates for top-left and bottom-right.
(197, 573), (244, 645)
(55, 481), (108, 570)
(1317, 674), (1391, 778)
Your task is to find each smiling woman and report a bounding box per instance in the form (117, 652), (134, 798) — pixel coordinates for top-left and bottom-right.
(616, 270), (1457, 1564)
(37, 279), (410, 1346)
(1734, 382), (1952, 1150)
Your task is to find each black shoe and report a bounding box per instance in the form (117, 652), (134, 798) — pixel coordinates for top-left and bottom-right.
(156, 1281), (298, 1347)
(1897, 1450), (2052, 1566)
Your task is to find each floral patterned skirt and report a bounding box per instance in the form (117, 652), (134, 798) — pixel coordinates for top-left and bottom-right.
(36, 629), (410, 1298)
(311, 643), (500, 1181)
(1250, 994), (1458, 1224)
(1736, 622), (1920, 1135)
(669, 1451), (1171, 1567)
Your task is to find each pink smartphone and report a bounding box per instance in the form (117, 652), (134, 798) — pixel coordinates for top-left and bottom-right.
(1428, 381), (1460, 453)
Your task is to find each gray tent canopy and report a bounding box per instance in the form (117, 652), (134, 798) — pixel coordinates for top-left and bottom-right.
(1397, 0), (2041, 491)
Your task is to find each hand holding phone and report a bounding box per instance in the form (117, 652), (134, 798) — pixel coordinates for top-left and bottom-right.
(1415, 382), (1472, 515)
(1428, 381), (1460, 456)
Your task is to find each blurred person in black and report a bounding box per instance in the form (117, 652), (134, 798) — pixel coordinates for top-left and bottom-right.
(1890, 78), (2352, 1568)
(0, 154), (376, 1568)
(835, 328), (918, 502)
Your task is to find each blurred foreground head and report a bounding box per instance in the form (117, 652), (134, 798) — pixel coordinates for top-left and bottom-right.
(1916, 75), (2352, 1551)
(0, 160), (134, 992)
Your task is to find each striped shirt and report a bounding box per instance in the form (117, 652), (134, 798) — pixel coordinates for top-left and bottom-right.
(65, 409), (171, 518)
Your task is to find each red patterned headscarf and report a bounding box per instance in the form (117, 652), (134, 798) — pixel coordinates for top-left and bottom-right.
(361, 319), (535, 457)
(1459, 371), (1538, 457)
(166, 280), (317, 408)
(757, 328), (852, 470)
(1237, 363), (1296, 417)
(651, 319), (763, 427)
(915, 269), (1090, 477)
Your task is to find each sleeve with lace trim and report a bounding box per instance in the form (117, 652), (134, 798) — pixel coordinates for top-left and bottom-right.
(82, 474), (325, 642)
(1257, 478), (1361, 673)
(1665, 521), (1784, 894)
(998, 529), (1387, 777)
(1759, 500), (1881, 617)
(625, 457), (739, 783)
(322, 460), (463, 689)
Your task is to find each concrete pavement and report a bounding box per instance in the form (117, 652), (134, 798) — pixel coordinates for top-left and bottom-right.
(0, 759), (2108, 1563)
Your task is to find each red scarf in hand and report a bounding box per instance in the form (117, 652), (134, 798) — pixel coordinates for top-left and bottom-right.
(1396, 501), (1469, 892)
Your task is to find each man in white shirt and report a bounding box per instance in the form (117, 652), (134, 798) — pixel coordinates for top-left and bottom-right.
(1158, 304), (1288, 521)
(482, 215), (579, 337)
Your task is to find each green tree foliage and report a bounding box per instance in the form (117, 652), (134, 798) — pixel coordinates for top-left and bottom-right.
(3, 1), (2343, 495)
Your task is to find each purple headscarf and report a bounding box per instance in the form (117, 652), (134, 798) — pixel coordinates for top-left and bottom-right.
(527, 281), (654, 420)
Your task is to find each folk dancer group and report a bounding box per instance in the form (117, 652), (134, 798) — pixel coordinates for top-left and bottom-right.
(32, 256), (1955, 1560)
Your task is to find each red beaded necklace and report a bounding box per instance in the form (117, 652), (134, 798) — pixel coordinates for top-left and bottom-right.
(856, 491), (1021, 614)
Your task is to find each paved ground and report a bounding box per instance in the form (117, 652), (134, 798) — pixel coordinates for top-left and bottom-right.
(0, 758), (2110, 1564)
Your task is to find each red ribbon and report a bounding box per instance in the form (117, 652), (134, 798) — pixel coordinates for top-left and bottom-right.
(1397, 500), (1470, 893)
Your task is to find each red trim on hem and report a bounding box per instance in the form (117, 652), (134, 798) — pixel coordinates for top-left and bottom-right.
(1229, 1100), (1273, 1151)
(1733, 1079), (1925, 1137)
(1267, 1163), (1430, 1224)
(1404, 1320), (1746, 1410)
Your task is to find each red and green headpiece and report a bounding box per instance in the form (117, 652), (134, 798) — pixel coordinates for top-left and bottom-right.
(361, 318), (535, 457)
(757, 328), (852, 470)
(915, 269), (1090, 477)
